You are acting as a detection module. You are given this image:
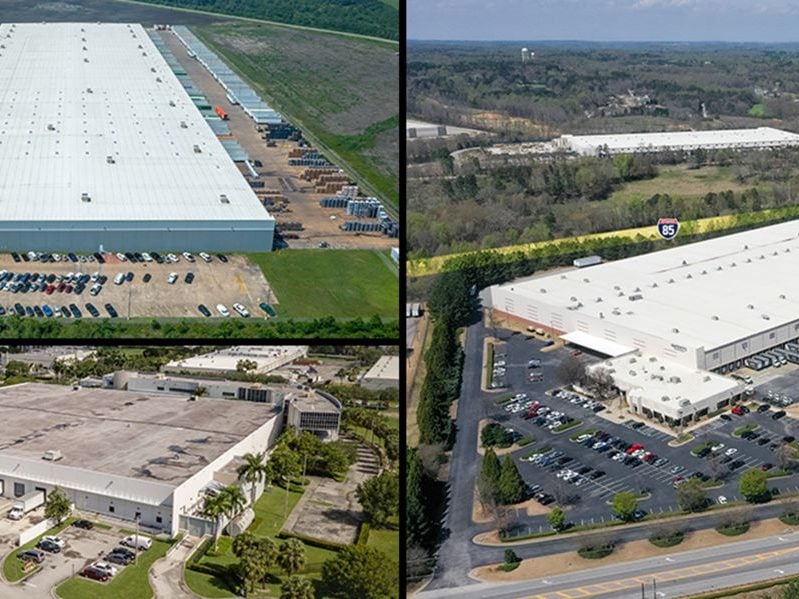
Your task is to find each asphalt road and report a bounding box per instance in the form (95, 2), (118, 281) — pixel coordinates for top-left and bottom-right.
(420, 531), (799, 599)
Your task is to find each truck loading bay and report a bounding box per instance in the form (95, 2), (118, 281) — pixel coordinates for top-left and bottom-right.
(462, 320), (799, 537)
(158, 30), (397, 251)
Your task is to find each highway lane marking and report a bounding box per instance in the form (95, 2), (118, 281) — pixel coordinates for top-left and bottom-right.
(518, 545), (799, 599)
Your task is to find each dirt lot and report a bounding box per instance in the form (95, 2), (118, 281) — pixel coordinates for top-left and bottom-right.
(159, 30), (396, 251)
(0, 254), (274, 319)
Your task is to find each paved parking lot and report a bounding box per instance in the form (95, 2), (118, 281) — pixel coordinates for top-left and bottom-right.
(481, 330), (799, 533)
(0, 253), (275, 319)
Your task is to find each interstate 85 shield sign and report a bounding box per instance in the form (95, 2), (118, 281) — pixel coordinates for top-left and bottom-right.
(657, 217), (680, 241)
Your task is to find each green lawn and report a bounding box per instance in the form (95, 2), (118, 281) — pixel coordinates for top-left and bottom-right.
(56, 538), (174, 599)
(246, 250), (398, 319)
(366, 526), (398, 561)
(3, 518), (75, 582)
(184, 486), (339, 598)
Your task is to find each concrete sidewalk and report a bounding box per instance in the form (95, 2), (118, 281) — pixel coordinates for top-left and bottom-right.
(149, 535), (202, 599)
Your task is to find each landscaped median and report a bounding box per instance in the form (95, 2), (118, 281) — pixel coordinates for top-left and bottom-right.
(2, 517), (75, 583)
(55, 537), (176, 599)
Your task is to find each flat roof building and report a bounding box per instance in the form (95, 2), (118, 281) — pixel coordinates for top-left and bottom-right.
(488, 126), (799, 158)
(487, 221), (799, 424)
(0, 23), (274, 252)
(286, 390), (342, 441)
(164, 346), (308, 376)
(360, 355), (400, 390)
(0, 383), (282, 536)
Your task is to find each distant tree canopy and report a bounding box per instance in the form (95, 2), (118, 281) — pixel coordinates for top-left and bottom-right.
(139, 0), (398, 40)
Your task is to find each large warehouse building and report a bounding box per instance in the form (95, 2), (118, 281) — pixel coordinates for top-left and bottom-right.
(0, 383), (282, 536)
(486, 221), (799, 423)
(488, 126), (799, 157)
(0, 23), (274, 252)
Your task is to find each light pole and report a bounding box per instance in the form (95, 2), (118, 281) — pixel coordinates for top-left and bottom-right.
(134, 509), (141, 566)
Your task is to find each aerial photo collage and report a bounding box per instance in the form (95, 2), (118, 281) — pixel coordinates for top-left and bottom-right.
(2, 0), (799, 597)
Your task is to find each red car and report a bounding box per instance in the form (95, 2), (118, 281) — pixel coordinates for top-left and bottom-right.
(45, 285), (55, 295)
(731, 405), (744, 416)
(81, 566), (109, 582)
(626, 443), (644, 454)
(571, 350), (583, 357)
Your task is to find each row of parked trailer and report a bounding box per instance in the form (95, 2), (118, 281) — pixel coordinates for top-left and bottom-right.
(743, 342), (799, 370)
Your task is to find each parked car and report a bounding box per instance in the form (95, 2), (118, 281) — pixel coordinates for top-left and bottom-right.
(104, 552), (132, 566)
(81, 565), (109, 582)
(18, 549), (45, 564)
(37, 539), (61, 553)
(110, 547), (136, 560)
(216, 304), (230, 317)
(42, 536), (65, 548)
(233, 303), (250, 317)
(167, 272), (178, 285)
(92, 561), (119, 577)
(198, 304), (211, 317)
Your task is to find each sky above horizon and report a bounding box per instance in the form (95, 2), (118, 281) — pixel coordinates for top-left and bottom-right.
(408, 0), (799, 42)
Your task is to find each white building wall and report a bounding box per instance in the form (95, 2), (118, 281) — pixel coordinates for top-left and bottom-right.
(703, 320), (799, 370)
(171, 414), (282, 533)
(491, 285), (703, 367)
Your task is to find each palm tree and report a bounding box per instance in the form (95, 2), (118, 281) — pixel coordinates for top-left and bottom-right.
(220, 485), (247, 526)
(280, 575), (314, 599)
(202, 493), (228, 552)
(237, 452), (269, 507)
(277, 539), (306, 576)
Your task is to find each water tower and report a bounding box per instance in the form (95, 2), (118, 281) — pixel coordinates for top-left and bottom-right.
(521, 47), (529, 62)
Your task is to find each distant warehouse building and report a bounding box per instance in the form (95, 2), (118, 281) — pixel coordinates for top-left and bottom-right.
(484, 220), (799, 424)
(164, 346), (308, 376)
(0, 23), (274, 252)
(489, 126), (799, 158)
(0, 383), (283, 537)
(360, 355), (400, 390)
(554, 127), (799, 156)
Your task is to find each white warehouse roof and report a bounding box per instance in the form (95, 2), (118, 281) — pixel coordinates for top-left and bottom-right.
(492, 219), (799, 355)
(562, 126), (799, 155)
(0, 23), (271, 245)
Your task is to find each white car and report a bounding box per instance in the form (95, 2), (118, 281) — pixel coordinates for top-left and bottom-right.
(233, 303), (251, 318)
(199, 252), (212, 263)
(116, 252), (127, 262)
(216, 304), (230, 317)
(717, 496), (728, 504)
(121, 535), (152, 550)
(167, 253), (179, 263)
(725, 448), (738, 456)
(141, 252), (153, 262)
(167, 272), (178, 285)
(711, 443), (725, 452)
(182, 252), (195, 263)
(92, 561), (119, 576)
(43, 536), (65, 548)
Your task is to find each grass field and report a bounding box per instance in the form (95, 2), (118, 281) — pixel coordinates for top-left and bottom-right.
(607, 165), (752, 205)
(56, 538), (174, 599)
(366, 526), (399, 561)
(247, 250), (398, 319)
(184, 486), (338, 598)
(193, 22), (398, 207)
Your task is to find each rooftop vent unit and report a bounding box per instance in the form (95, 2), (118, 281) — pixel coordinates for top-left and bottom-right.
(773, 251), (779, 256)
(617, 291), (624, 297)
(730, 262), (736, 267)
(703, 376), (711, 382)
(42, 450), (62, 462)
(651, 282), (658, 288)
(669, 376), (681, 384)
(628, 293), (643, 301)
(595, 297), (603, 303)
(81, 192), (91, 203)
(746, 258), (752, 263)
(682, 260), (688, 266)
(599, 312), (604, 319)
(672, 328), (679, 333)
(686, 274), (693, 279)
(762, 313), (771, 320)
(649, 356), (657, 362)
(716, 266), (722, 271)
(46, 124), (55, 131)
(560, 275), (567, 280)
(219, 194), (230, 204)
(668, 278), (675, 284)
(84, 58), (89, 63)
(744, 244), (749, 249)
(169, 100), (176, 107)
(662, 396), (670, 402)
(155, 77), (162, 83)
(570, 296), (578, 302)
(760, 254), (765, 260)
(634, 287), (641, 292)
(106, 155), (115, 164)
(780, 294), (787, 299)
(629, 370), (637, 376)
(583, 278), (590, 283)
(612, 308), (621, 315)
(82, 46), (87, 51)
(540, 288), (546, 294)
(629, 357), (637, 363)
(86, 87), (93, 93)
(614, 285), (621, 290)
(747, 304), (754, 309)
(711, 315), (719, 320)
(193, 145), (202, 154)
(180, 121), (187, 128)
(701, 270), (707, 275)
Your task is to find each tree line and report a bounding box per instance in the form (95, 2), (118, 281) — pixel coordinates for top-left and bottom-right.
(138, 0), (398, 40)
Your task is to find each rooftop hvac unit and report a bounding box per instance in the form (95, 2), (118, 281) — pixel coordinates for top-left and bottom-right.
(747, 304), (754, 309)
(762, 314), (771, 320)
(682, 260), (688, 265)
(701, 270), (707, 275)
(570, 296), (578, 302)
(81, 192), (91, 202)
(46, 124), (55, 131)
(649, 356), (657, 362)
(583, 278), (590, 283)
(629, 357), (637, 363)
(86, 87), (93, 93)
(703, 376), (711, 382)
(219, 194), (230, 204)
(730, 262), (736, 267)
(780, 294), (787, 299)
(180, 121), (187, 128)
(686, 274), (692, 279)
(669, 376), (681, 383)
(668, 278), (675, 284)
(711, 315), (719, 320)
(539, 288), (546, 293)
(106, 155), (115, 164)
(747, 258), (752, 263)
(595, 297), (603, 302)
(151, 67), (156, 73)
(628, 370), (637, 376)
(43, 450), (62, 462)
(169, 100), (176, 107)
(193, 145), (201, 153)
(716, 265), (722, 271)
(614, 285), (621, 290)
(84, 58), (89, 63)
(671, 328), (679, 333)
(628, 293), (643, 301)
(661, 396), (670, 402)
